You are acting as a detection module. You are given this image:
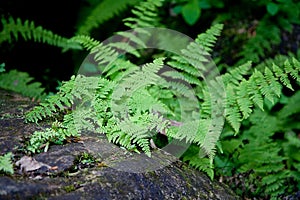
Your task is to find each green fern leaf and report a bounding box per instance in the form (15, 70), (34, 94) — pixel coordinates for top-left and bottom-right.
(77, 0), (138, 35)
(222, 61), (252, 86)
(252, 69), (277, 104)
(272, 63), (294, 91)
(195, 23), (223, 53)
(225, 86), (241, 133)
(0, 69), (46, 100)
(0, 152), (14, 175)
(278, 90), (300, 118)
(123, 0), (163, 29)
(285, 58), (300, 84)
(264, 67), (282, 97)
(236, 80), (253, 119)
(0, 16), (81, 51)
(181, 144), (214, 179)
(167, 59), (202, 78)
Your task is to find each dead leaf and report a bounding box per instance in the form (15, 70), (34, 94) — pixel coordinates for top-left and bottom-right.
(50, 166), (58, 170)
(15, 156), (51, 173)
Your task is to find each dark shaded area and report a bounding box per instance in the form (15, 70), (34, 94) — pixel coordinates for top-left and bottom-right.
(0, 0), (84, 93)
(0, 0), (137, 93)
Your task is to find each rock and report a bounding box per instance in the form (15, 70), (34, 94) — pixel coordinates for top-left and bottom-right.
(0, 89), (240, 199)
(15, 155), (51, 173)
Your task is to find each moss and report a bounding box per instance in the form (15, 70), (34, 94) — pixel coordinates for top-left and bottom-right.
(63, 185), (76, 193)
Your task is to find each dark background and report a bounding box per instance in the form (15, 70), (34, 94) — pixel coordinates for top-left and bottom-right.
(0, 0), (85, 92)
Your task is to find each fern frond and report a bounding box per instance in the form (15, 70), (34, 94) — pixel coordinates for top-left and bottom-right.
(278, 90), (300, 118)
(195, 23), (224, 53)
(225, 86), (242, 133)
(200, 118), (224, 160)
(199, 88), (212, 118)
(106, 0), (164, 57)
(123, 0), (163, 29)
(285, 58), (300, 84)
(0, 16), (81, 51)
(74, 0), (164, 74)
(272, 63), (294, 91)
(128, 89), (172, 115)
(217, 99), (300, 199)
(238, 20), (281, 64)
(0, 152), (14, 175)
(246, 79), (264, 111)
(223, 57), (300, 132)
(104, 59), (140, 82)
(107, 129), (133, 150)
(167, 59), (202, 78)
(108, 42), (141, 57)
(0, 69), (46, 99)
(27, 119), (79, 153)
(154, 24), (225, 159)
(25, 76), (75, 123)
(70, 35), (100, 51)
(114, 58), (165, 100)
(77, 0), (138, 35)
(162, 70), (202, 86)
(181, 144), (214, 179)
(222, 61), (252, 86)
(163, 81), (195, 100)
(264, 67), (282, 97)
(106, 112), (170, 157)
(236, 81), (253, 119)
(25, 75), (115, 123)
(70, 35), (121, 72)
(235, 112), (290, 198)
(166, 23), (223, 90)
(171, 120), (205, 143)
(253, 70), (277, 104)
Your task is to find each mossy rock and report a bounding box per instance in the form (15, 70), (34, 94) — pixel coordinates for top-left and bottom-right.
(0, 89), (240, 199)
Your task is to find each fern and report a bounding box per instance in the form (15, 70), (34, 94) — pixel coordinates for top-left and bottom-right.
(0, 68), (46, 100)
(162, 23), (225, 160)
(72, 0), (164, 71)
(162, 22), (300, 177)
(110, 0), (164, 58)
(103, 58), (139, 81)
(106, 58), (174, 156)
(21, 2), (300, 195)
(0, 63), (5, 73)
(25, 75), (113, 153)
(25, 57), (171, 156)
(25, 22), (300, 183)
(0, 152), (14, 175)
(166, 24), (224, 88)
(74, 0), (164, 63)
(238, 19), (281, 64)
(25, 0), (167, 155)
(108, 112), (169, 157)
(0, 16), (81, 51)
(25, 76), (75, 123)
(77, 0), (138, 35)
(25, 75), (112, 123)
(27, 119), (79, 153)
(182, 144), (214, 180)
(123, 0), (163, 29)
(222, 57), (300, 133)
(216, 90), (300, 199)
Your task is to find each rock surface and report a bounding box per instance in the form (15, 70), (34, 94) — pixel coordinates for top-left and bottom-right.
(0, 89), (240, 200)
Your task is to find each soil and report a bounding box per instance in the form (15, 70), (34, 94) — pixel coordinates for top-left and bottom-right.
(0, 89), (240, 200)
